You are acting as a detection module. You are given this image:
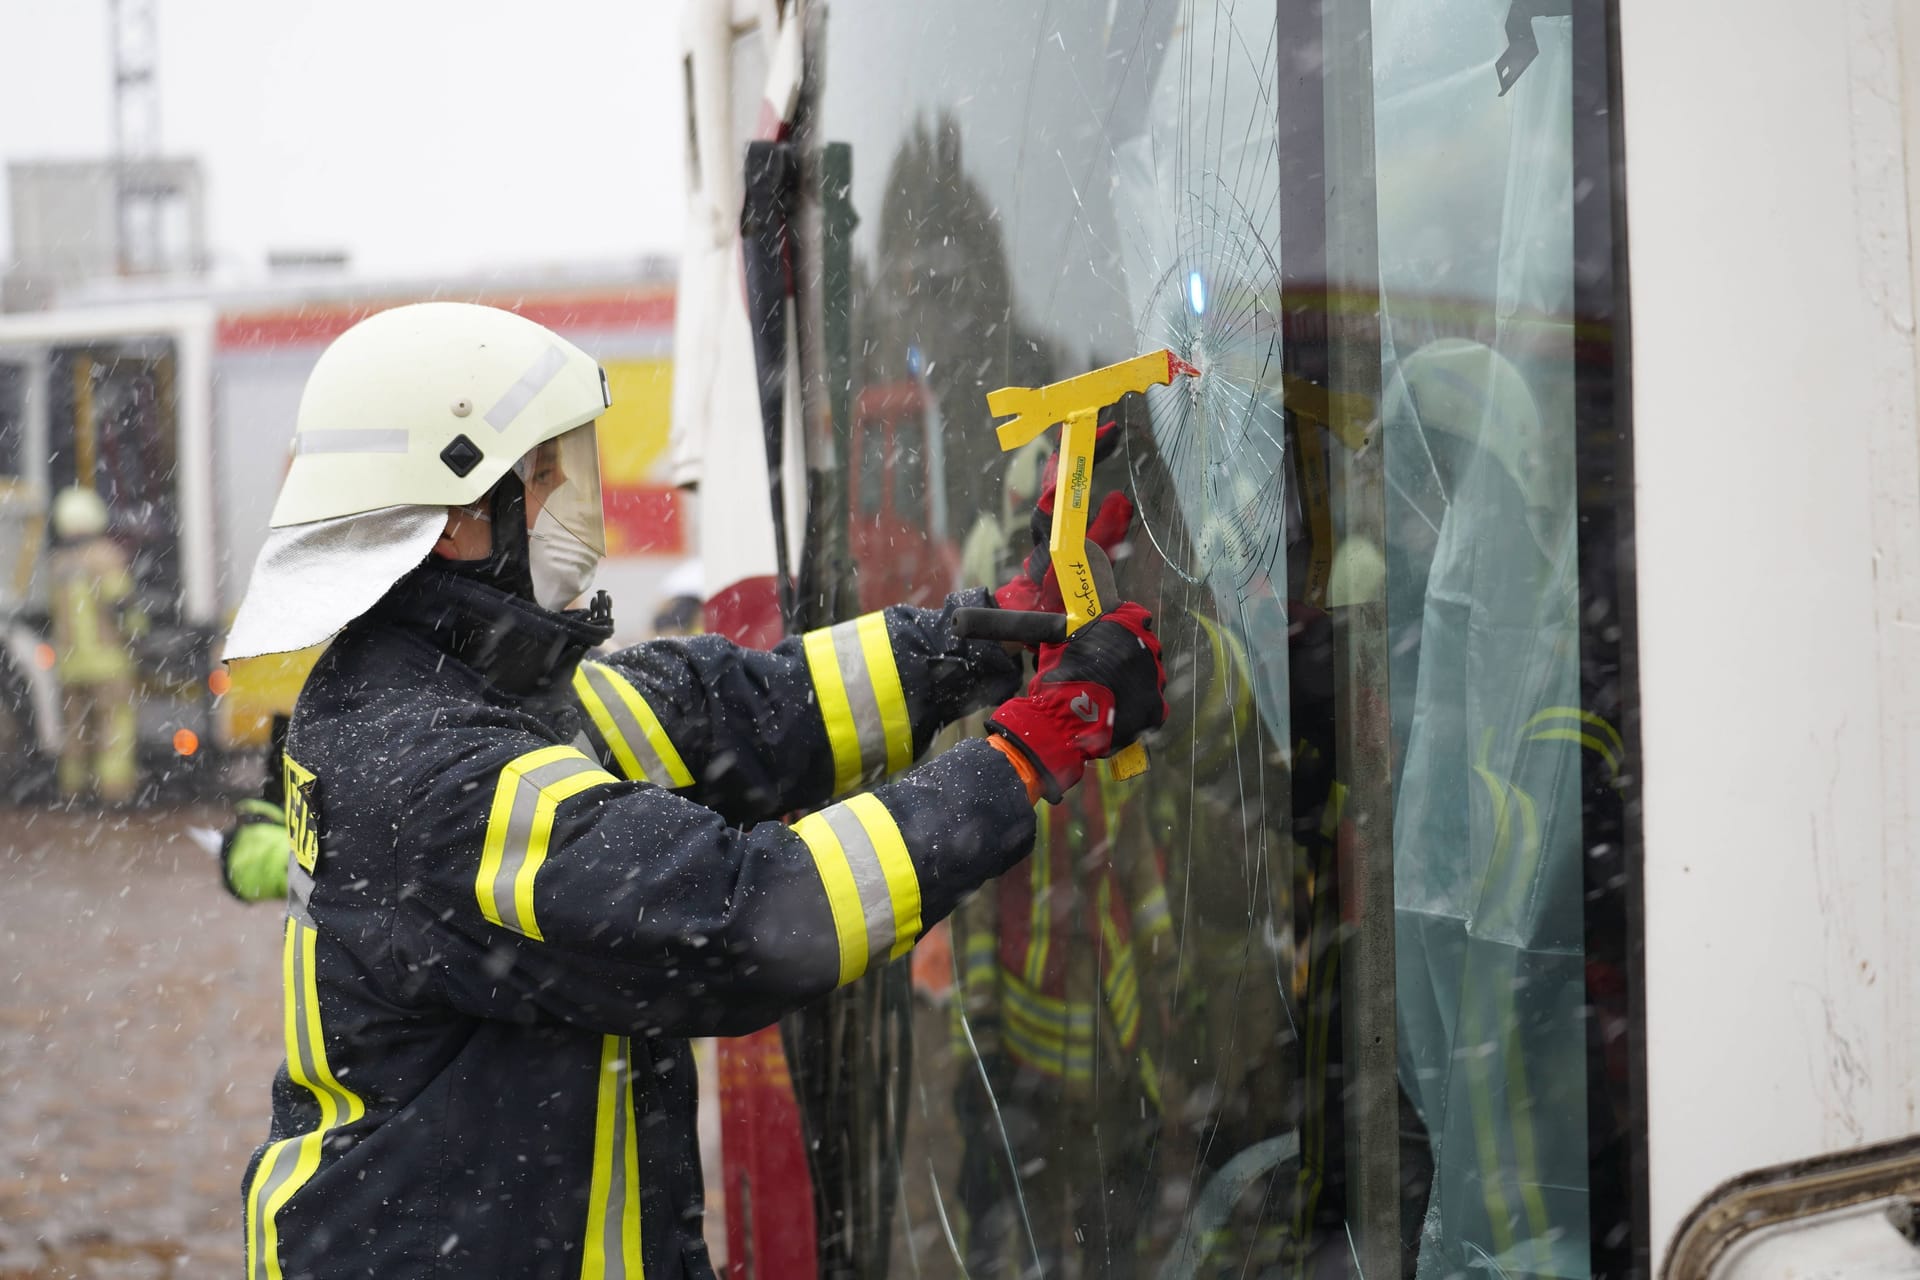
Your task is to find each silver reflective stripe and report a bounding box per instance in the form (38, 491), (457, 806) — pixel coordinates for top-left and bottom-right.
(819, 802), (896, 960)
(484, 346), (569, 431)
(249, 1141), (299, 1276)
(294, 428), (410, 455)
(289, 921), (355, 1117)
(581, 664), (673, 786)
(489, 753), (601, 935)
(830, 622), (887, 781)
(287, 856), (315, 928)
(603, 1037), (633, 1276)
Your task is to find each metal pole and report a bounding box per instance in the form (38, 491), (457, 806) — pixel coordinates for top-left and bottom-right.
(1318, 0), (1401, 1271)
(108, 0), (161, 275)
(1276, 0), (1398, 1269)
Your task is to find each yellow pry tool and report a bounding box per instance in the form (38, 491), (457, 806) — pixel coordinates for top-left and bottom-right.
(985, 348), (1199, 780)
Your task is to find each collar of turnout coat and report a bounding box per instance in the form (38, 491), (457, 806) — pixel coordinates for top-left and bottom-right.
(370, 564), (615, 700)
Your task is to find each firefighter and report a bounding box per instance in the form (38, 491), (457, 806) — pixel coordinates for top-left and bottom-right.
(46, 485), (140, 805)
(222, 302), (1167, 1279)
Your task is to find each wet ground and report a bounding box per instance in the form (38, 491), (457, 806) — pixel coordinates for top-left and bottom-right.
(0, 806), (282, 1279)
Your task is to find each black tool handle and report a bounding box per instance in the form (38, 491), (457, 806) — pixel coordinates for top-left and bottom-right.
(951, 607), (1068, 646)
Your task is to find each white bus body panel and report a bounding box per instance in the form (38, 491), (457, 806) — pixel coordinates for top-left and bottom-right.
(1620, 0), (1920, 1267)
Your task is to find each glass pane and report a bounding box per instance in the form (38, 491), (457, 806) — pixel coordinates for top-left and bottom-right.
(809, 1), (1318, 1273)
(796, 0), (1633, 1274)
(1371, 5), (1607, 1276)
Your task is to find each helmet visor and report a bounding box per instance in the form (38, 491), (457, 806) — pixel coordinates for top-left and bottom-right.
(515, 423), (605, 555)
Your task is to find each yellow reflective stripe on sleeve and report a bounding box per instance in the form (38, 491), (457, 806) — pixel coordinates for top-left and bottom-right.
(1524, 726), (1620, 776)
(844, 793), (922, 960)
(476, 746), (617, 942)
(1521, 705), (1623, 758)
(580, 1034), (643, 1279)
(854, 614), (913, 776)
(804, 612), (914, 794)
(793, 811), (868, 985)
(573, 661), (695, 788)
(793, 793), (925, 985)
(246, 917), (366, 1280)
(803, 628), (863, 795)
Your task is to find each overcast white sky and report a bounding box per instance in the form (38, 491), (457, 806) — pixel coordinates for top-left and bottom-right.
(0, 0), (689, 279)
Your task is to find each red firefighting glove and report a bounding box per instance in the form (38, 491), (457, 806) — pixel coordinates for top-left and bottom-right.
(986, 602), (1167, 803)
(995, 422), (1136, 616)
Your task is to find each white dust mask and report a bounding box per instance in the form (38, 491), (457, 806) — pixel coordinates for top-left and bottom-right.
(528, 506), (600, 610)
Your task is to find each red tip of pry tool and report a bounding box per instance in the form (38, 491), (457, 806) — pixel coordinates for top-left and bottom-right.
(1167, 353), (1202, 380)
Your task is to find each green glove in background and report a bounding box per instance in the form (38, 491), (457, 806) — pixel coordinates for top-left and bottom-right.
(221, 797), (290, 902)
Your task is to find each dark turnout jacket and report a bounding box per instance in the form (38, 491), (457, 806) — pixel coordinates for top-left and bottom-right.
(241, 567), (1031, 1279)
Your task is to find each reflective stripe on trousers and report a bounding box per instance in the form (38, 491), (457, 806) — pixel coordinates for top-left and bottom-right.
(581, 1034), (644, 1278)
(244, 917), (365, 1280)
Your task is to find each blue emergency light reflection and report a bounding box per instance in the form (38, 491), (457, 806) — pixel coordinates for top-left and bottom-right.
(1187, 271), (1207, 315)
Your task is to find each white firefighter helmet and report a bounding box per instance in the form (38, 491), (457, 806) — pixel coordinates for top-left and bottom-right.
(1387, 338), (1550, 511)
(50, 486), (109, 540)
(224, 303), (611, 662)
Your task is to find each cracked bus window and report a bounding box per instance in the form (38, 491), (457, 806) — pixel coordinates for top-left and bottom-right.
(798, 0), (1632, 1274)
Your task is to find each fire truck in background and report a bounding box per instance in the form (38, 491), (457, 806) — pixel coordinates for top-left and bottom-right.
(848, 376), (957, 611)
(0, 269), (682, 797)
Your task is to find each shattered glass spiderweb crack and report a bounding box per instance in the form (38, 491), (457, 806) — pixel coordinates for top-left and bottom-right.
(1127, 194), (1288, 595)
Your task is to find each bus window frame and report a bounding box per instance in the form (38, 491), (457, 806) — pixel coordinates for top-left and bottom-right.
(1571, 0), (1649, 1273)
(781, 0), (1650, 1270)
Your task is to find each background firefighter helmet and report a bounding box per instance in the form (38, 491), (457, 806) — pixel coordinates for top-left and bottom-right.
(50, 486), (110, 541)
(225, 302), (612, 660)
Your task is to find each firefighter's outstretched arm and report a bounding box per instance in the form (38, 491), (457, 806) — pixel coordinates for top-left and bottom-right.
(395, 604), (1165, 1041)
(571, 423), (1141, 825)
(574, 588), (1023, 825)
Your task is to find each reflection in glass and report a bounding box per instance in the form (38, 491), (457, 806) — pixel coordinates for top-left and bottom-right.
(1371, 7), (1599, 1277)
(799, 0), (1624, 1273)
